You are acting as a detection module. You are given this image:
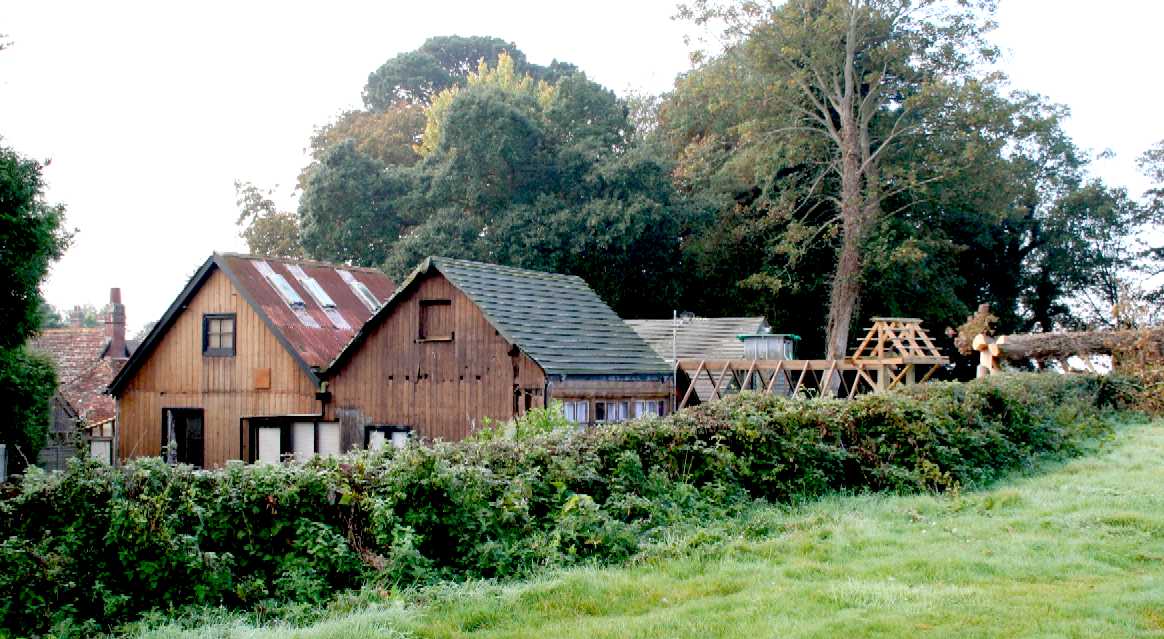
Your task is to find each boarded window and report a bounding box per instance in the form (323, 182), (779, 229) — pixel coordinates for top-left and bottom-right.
(418, 299), (453, 341)
(203, 314), (236, 356)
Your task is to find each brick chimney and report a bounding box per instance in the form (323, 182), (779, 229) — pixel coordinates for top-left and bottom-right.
(105, 288), (127, 359)
(69, 305), (85, 328)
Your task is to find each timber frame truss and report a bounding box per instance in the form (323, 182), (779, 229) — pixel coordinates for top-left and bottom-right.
(676, 317), (948, 409)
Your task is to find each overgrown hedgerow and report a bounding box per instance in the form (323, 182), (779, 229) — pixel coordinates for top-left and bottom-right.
(0, 373), (1121, 635)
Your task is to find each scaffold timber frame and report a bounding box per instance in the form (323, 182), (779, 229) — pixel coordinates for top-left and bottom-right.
(676, 317), (948, 409)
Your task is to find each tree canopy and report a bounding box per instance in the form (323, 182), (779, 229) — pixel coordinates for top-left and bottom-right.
(246, 23), (1160, 370)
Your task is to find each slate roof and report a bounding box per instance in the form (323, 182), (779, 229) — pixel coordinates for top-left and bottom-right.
(30, 328), (123, 424)
(109, 253), (395, 394)
(332, 257), (671, 377)
(625, 317), (770, 362)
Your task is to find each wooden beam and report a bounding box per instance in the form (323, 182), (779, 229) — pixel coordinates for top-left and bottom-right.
(764, 360), (785, 394)
(678, 359), (704, 409)
(709, 361), (732, 401)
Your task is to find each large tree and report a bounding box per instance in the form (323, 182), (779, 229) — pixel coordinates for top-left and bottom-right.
(677, 0), (998, 358)
(300, 48), (685, 317)
(0, 141), (70, 472)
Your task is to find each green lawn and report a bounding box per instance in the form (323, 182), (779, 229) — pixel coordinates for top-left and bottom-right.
(135, 418), (1164, 639)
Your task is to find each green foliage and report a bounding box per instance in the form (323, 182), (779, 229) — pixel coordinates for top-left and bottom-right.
(0, 374), (1115, 635)
(0, 141), (69, 471)
(0, 142), (71, 348)
(233, 181), (303, 259)
(0, 346), (56, 474)
(301, 45), (684, 317)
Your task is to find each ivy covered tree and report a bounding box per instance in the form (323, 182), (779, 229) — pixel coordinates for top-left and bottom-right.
(0, 141), (71, 472)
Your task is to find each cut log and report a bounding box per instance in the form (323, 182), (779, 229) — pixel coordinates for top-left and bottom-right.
(992, 327), (1164, 362)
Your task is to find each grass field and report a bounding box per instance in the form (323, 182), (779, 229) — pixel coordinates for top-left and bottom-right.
(133, 418), (1164, 639)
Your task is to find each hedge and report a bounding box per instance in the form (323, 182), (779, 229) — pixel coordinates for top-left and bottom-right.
(0, 373), (1121, 635)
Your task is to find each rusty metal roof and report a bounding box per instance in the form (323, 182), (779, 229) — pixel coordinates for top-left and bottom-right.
(109, 253), (394, 394)
(217, 254), (394, 369)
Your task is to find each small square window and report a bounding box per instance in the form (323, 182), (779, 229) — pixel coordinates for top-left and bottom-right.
(203, 314), (236, 356)
(418, 299), (453, 341)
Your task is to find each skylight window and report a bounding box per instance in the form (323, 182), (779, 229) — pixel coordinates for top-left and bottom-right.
(286, 265), (350, 330)
(337, 269), (381, 312)
(252, 261), (319, 328)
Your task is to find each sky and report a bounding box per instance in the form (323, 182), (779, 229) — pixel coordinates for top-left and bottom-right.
(2, 0), (1162, 335)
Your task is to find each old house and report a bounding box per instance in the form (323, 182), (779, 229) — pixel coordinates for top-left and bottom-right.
(30, 288), (134, 469)
(107, 254), (395, 467)
(325, 257), (673, 443)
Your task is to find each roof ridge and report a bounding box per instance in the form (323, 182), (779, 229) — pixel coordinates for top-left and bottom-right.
(429, 256), (585, 283)
(216, 252), (385, 274)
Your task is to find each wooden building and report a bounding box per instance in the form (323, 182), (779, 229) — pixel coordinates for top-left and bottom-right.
(107, 254), (395, 467)
(326, 257), (673, 442)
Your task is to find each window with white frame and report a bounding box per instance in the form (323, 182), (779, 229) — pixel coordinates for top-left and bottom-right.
(562, 400), (589, 424)
(595, 400), (629, 423)
(633, 400), (667, 419)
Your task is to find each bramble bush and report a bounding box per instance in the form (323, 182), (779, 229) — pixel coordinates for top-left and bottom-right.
(0, 373), (1120, 635)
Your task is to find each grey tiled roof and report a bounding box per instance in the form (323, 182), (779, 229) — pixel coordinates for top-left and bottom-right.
(626, 316), (769, 362)
(432, 258), (670, 376)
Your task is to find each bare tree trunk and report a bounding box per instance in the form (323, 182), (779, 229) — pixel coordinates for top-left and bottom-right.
(995, 327), (1164, 361)
(824, 4), (867, 361)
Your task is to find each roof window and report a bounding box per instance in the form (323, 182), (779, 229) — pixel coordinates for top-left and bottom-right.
(337, 269), (381, 312)
(252, 261), (320, 328)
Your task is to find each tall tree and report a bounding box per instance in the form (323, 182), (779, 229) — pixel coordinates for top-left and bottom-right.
(679, 0), (997, 358)
(0, 141), (71, 471)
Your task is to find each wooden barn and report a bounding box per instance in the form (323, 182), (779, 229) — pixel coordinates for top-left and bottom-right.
(325, 257), (673, 442)
(107, 253), (395, 467)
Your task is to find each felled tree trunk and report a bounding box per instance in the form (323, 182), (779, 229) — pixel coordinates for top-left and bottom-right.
(993, 327), (1164, 362)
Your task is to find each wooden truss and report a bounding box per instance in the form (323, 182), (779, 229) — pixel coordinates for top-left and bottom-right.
(676, 317), (949, 409)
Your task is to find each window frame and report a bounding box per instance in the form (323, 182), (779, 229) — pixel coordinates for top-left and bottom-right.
(246, 418), (342, 463)
(417, 299), (454, 342)
(202, 313), (237, 357)
(365, 424), (413, 450)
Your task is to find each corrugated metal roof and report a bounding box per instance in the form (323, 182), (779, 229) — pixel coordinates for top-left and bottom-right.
(110, 254), (395, 395)
(217, 254), (395, 369)
(331, 257), (671, 377)
(626, 317), (770, 362)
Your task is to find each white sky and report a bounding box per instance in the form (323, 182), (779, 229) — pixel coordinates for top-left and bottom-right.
(2, 0), (1162, 334)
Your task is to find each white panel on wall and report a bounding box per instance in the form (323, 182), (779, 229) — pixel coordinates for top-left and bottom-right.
(293, 422), (315, 463)
(258, 427), (283, 464)
(90, 440), (112, 464)
(318, 422), (341, 456)
(368, 430), (386, 451)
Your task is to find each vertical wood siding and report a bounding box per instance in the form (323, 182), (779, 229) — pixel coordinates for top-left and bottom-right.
(117, 268), (319, 467)
(328, 272), (546, 441)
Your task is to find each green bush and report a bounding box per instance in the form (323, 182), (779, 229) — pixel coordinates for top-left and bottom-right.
(0, 373), (1114, 635)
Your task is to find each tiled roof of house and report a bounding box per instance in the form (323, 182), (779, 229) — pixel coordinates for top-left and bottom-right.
(30, 328), (121, 424)
(625, 317), (770, 362)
